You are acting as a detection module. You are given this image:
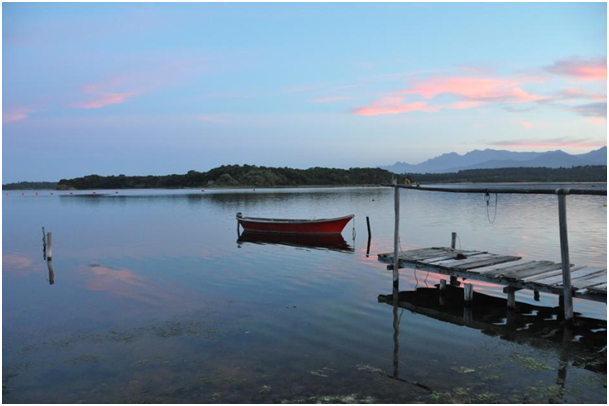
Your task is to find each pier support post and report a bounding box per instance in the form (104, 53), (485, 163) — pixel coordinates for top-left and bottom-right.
(46, 232), (53, 261)
(503, 287), (520, 309)
(463, 283), (473, 306)
(392, 180), (400, 287)
(451, 232), (457, 249)
(439, 279), (447, 292)
(556, 190), (573, 323)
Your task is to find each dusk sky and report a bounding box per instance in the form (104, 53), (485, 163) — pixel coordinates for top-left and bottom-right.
(2, 2), (607, 182)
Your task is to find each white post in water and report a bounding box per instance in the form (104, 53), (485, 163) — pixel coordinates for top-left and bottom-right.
(393, 179), (400, 286)
(556, 189), (573, 322)
(46, 232), (53, 260)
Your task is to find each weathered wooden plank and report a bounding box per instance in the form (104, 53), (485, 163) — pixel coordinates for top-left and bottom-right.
(497, 262), (559, 279)
(454, 256), (521, 270)
(534, 268), (605, 286)
(489, 261), (554, 278)
(432, 253), (498, 268)
(469, 259), (536, 274)
(587, 283), (607, 293)
(570, 273), (607, 289)
(422, 252), (488, 265)
(524, 266), (587, 283)
(504, 263), (564, 281)
(405, 251), (454, 261)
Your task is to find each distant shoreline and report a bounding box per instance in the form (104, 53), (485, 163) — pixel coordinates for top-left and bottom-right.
(3, 165), (606, 190)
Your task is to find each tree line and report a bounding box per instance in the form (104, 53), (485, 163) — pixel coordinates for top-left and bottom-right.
(54, 165), (404, 190)
(403, 166), (607, 183)
(3, 165), (605, 190)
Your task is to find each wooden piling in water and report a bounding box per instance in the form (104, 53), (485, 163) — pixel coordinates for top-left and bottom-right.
(451, 232), (457, 249)
(46, 232), (52, 260)
(557, 190), (573, 322)
(393, 180), (400, 286)
(504, 287), (519, 309)
(464, 283), (473, 306)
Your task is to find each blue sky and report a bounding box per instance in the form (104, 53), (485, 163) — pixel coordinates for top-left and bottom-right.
(2, 2), (607, 182)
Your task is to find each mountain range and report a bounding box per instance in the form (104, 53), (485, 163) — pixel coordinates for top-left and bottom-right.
(380, 146), (607, 174)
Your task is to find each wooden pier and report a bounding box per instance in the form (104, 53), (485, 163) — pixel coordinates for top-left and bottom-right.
(380, 182), (607, 321)
(378, 246), (607, 303)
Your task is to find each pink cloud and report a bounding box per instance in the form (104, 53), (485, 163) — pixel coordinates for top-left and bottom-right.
(3, 106), (34, 123)
(72, 92), (139, 109)
(490, 137), (606, 149)
(545, 57), (607, 81)
(352, 96), (440, 116)
(587, 117), (606, 125)
(402, 76), (544, 103)
(311, 96), (353, 103)
(518, 121), (535, 129)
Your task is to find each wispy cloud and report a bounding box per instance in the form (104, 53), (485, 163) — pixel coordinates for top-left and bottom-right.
(587, 117), (606, 125)
(517, 121), (535, 129)
(401, 76), (544, 103)
(352, 96), (439, 116)
(545, 57), (607, 81)
(489, 137), (606, 148)
(3, 106), (34, 123)
(71, 92), (140, 109)
(568, 102), (607, 118)
(352, 72), (547, 116)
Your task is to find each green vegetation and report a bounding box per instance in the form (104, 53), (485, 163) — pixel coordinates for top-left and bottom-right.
(56, 165), (404, 190)
(2, 181), (58, 190)
(5, 165), (605, 191)
(403, 166), (607, 183)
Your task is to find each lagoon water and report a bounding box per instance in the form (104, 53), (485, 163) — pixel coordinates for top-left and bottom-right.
(2, 185), (607, 403)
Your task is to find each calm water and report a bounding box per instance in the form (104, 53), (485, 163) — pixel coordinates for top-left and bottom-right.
(2, 185), (607, 403)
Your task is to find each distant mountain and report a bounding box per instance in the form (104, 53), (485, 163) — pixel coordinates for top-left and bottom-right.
(381, 147), (607, 174)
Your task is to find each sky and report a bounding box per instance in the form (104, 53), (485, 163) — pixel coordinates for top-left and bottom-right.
(2, 2), (607, 182)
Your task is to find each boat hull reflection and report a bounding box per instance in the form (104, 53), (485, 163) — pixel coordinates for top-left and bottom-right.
(238, 231), (354, 253)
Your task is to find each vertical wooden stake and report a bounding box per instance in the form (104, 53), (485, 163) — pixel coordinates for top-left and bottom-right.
(451, 232), (457, 249)
(393, 180), (400, 286)
(46, 232), (53, 260)
(507, 290), (516, 309)
(366, 216), (372, 239)
(42, 227), (47, 260)
(464, 283), (473, 306)
(557, 190), (573, 322)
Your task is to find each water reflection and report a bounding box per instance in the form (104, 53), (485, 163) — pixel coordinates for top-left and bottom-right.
(237, 230), (354, 253)
(378, 286), (606, 375)
(47, 260), (55, 285)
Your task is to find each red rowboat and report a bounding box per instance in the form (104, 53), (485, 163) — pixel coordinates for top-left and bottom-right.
(236, 213), (354, 234)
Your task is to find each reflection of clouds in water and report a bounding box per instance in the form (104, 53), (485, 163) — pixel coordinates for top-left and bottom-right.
(2, 253), (36, 276)
(83, 264), (199, 310)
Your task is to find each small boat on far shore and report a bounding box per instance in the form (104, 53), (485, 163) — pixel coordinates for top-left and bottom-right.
(236, 213), (354, 234)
